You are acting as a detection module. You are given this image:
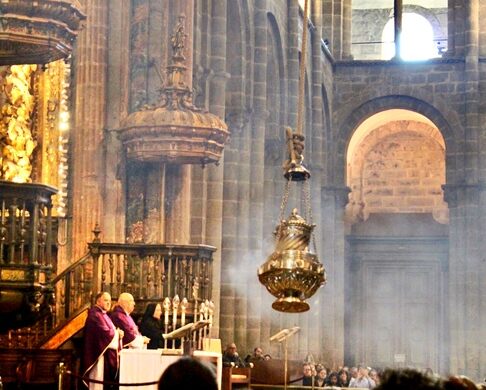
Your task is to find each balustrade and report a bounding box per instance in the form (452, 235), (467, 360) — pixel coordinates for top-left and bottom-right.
(0, 180), (58, 332)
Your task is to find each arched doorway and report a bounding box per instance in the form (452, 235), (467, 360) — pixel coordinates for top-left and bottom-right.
(344, 109), (449, 373)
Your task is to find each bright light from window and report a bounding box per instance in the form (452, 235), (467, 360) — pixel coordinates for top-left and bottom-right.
(382, 13), (438, 61)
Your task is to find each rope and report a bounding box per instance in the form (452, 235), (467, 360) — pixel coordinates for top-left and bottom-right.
(296, 0), (310, 136)
(63, 369), (159, 387)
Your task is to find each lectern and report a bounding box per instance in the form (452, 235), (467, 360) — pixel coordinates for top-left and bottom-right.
(269, 326), (300, 390)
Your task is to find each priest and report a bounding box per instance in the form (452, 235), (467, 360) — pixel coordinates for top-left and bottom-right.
(82, 292), (124, 390)
(109, 292), (150, 348)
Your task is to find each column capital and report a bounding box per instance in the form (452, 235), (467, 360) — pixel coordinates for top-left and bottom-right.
(321, 185), (351, 208)
(442, 182), (486, 208)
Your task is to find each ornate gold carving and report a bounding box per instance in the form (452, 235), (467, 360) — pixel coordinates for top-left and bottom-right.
(34, 60), (70, 216)
(0, 64), (37, 183)
(258, 208), (326, 313)
(1, 269), (26, 281)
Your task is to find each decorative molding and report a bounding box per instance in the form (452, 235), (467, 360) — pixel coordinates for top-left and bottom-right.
(0, 0), (86, 65)
(322, 185), (351, 208)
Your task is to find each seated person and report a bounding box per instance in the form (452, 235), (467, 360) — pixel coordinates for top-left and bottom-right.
(302, 363), (315, 386)
(223, 343), (246, 367)
(349, 366), (375, 388)
(158, 357), (217, 390)
(338, 368), (350, 387)
(139, 303), (163, 349)
(315, 367), (327, 387)
(326, 371), (340, 387)
(245, 346), (265, 365)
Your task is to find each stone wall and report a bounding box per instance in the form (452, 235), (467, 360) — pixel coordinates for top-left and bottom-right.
(347, 120), (448, 223)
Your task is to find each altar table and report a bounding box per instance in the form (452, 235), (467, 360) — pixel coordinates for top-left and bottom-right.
(119, 349), (222, 390)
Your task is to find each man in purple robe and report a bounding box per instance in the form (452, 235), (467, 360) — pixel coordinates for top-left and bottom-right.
(109, 292), (150, 348)
(82, 292), (124, 390)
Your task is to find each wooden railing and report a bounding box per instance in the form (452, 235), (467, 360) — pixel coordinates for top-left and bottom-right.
(88, 241), (215, 306)
(0, 240), (216, 348)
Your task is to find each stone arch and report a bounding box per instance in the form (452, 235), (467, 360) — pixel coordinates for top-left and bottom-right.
(335, 95), (460, 186)
(346, 117), (449, 224)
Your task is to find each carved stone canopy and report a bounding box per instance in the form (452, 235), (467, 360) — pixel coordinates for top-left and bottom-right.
(0, 0), (86, 65)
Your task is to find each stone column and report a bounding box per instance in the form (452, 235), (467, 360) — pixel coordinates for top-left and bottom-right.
(444, 184), (481, 380)
(464, 0), (479, 185)
(287, 0), (299, 128)
(321, 0), (334, 53)
(245, 0), (268, 351)
(307, 0), (326, 358)
(103, 0), (130, 242)
(478, 1), (486, 377)
(320, 186), (350, 368)
(331, 0), (343, 59)
(447, 4), (484, 377)
(204, 0), (229, 336)
(71, 0), (109, 259)
(342, 0), (352, 59)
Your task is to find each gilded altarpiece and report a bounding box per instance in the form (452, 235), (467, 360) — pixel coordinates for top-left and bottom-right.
(0, 61), (70, 264)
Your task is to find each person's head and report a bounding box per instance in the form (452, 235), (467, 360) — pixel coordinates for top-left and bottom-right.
(225, 343), (237, 356)
(338, 369), (348, 384)
(303, 363), (312, 378)
(264, 354), (272, 360)
(328, 372), (339, 385)
(370, 369), (379, 383)
(143, 303), (162, 321)
(118, 292), (136, 314)
(95, 292), (112, 311)
(311, 364), (317, 377)
(443, 375), (480, 390)
(253, 347), (263, 358)
(358, 366), (369, 378)
(350, 367), (358, 378)
(318, 368), (328, 379)
(375, 368), (442, 390)
(158, 358), (217, 390)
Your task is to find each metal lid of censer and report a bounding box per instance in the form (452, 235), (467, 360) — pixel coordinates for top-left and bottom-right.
(258, 208), (326, 313)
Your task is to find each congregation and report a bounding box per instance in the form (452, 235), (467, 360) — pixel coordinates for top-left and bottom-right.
(81, 292), (485, 390)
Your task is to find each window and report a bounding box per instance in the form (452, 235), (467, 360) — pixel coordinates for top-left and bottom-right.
(382, 13), (439, 60)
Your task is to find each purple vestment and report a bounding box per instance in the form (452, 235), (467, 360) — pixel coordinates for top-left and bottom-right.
(82, 305), (119, 388)
(109, 305), (140, 348)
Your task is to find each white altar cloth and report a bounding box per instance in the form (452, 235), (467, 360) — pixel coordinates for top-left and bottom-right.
(119, 349), (222, 390)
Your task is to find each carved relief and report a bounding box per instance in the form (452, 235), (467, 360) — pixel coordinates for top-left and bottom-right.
(0, 64), (37, 183)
